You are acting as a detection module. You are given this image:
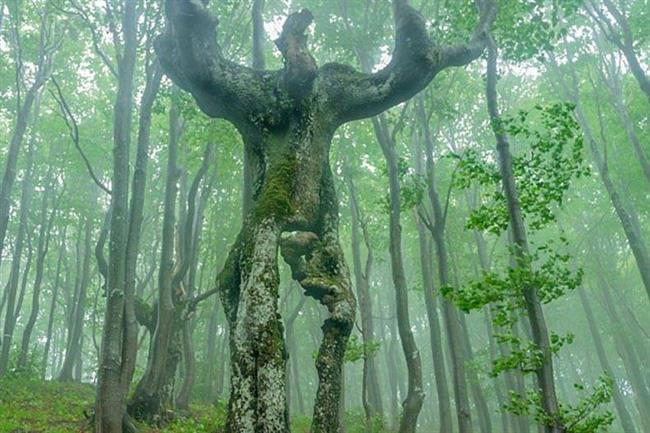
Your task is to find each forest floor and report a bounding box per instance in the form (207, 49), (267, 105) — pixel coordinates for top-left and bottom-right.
(0, 379), (380, 433)
(0, 378), (226, 433)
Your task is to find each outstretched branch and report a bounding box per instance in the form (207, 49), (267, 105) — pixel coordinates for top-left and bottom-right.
(156, 0), (279, 126)
(323, 0), (497, 124)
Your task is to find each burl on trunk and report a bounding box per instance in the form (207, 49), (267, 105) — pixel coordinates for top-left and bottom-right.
(156, 1), (495, 432)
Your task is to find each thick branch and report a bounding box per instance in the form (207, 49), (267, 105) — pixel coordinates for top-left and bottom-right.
(157, 0), (280, 126)
(323, 0), (496, 124)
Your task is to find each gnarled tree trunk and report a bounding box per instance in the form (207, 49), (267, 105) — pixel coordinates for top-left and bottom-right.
(157, 1), (495, 431)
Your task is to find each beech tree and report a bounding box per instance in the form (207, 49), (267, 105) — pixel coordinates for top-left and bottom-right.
(157, 0), (495, 431)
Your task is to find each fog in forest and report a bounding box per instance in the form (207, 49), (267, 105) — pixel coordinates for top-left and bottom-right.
(0, 1), (648, 432)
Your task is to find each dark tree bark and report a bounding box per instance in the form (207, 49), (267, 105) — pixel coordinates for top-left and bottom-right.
(157, 1), (495, 431)
(486, 36), (564, 433)
(128, 100), (183, 424)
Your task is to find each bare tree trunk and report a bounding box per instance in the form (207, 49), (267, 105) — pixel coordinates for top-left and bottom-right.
(375, 115), (424, 433)
(18, 166), (58, 367)
(95, 1), (139, 431)
(344, 165), (383, 421)
(458, 313), (492, 433)
(578, 288), (637, 433)
(416, 98), (474, 433)
(59, 209), (93, 381)
(596, 278), (650, 431)
(486, 36), (564, 433)
(0, 112), (37, 376)
(128, 101), (182, 423)
(549, 49), (650, 302)
(0, 11), (55, 270)
(285, 292), (306, 415)
(42, 227), (67, 378)
(412, 122), (453, 433)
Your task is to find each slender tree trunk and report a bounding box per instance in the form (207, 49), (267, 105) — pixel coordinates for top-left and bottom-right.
(413, 128), (453, 433)
(205, 298), (220, 400)
(549, 52), (650, 302)
(0, 113), (37, 376)
(18, 172), (57, 367)
(285, 293), (306, 415)
(487, 36), (564, 433)
(458, 314), (492, 433)
(128, 101), (182, 423)
(416, 98), (474, 433)
(596, 279), (650, 431)
(578, 288), (637, 433)
(58, 211), (93, 381)
(0, 23), (53, 270)
(344, 166), (383, 421)
(596, 0), (650, 103)
(42, 228), (67, 378)
(95, 1), (138, 430)
(375, 115), (424, 433)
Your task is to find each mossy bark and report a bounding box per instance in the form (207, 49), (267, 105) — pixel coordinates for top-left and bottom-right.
(158, 1), (496, 431)
(216, 109), (355, 433)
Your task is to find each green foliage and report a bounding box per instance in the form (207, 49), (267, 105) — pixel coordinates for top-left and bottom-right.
(344, 335), (381, 364)
(379, 157), (426, 212)
(456, 103), (589, 234)
(504, 376), (614, 433)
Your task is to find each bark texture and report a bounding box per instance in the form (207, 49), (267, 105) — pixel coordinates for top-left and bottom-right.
(157, 1), (496, 431)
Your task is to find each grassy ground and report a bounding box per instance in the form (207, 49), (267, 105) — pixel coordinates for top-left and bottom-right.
(0, 378), (390, 433)
(0, 378), (225, 433)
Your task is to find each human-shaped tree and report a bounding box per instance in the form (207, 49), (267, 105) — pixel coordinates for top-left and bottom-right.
(157, 0), (496, 431)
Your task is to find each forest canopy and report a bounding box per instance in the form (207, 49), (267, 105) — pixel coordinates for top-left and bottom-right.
(0, 1), (648, 433)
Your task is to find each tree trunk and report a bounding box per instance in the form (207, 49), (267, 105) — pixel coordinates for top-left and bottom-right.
(487, 36), (564, 433)
(18, 171), (57, 367)
(549, 51), (650, 302)
(94, 0), (139, 430)
(42, 228), (67, 378)
(0, 112), (37, 376)
(344, 166), (383, 421)
(578, 288), (637, 433)
(412, 126), (453, 433)
(596, 279), (650, 431)
(458, 313), (492, 433)
(157, 1), (496, 430)
(375, 115), (424, 433)
(128, 100), (182, 423)
(0, 18), (53, 271)
(58, 211), (93, 381)
(285, 292), (306, 415)
(417, 98), (474, 433)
